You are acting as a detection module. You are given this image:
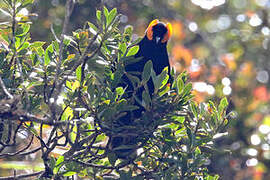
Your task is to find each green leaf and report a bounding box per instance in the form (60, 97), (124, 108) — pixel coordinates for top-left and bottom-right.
(96, 10), (101, 22)
(30, 41), (46, 48)
(186, 127), (193, 149)
(158, 82), (170, 97)
(22, 0), (34, 6)
(190, 101), (198, 118)
(18, 41), (29, 52)
(142, 60), (153, 83)
(44, 44), (53, 66)
(124, 25), (133, 43)
(119, 42), (127, 56)
(63, 35), (75, 46)
(123, 56), (142, 66)
(15, 37), (21, 49)
(66, 80), (72, 90)
(119, 105), (139, 112)
(173, 116), (185, 123)
(126, 73), (140, 88)
(126, 45), (139, 56)
(206, 174), (220, 180)
(177, 76), (184, 94)
(87, 22), (98, 35)
(70, 122), (77, 143)
(53, 156), (64, 174)
(17, 24), (30, 36)
(107, 8), (117, 26)
(218, 97), (228, 115)
(63, 171), (77, 177)
(142, 90), (151, 109)
(76, 65), (82, 82)
(115, 87), (124, 96)
(61, 106), (74, 121)
(154, 67), (169, 92)
(182, 82), (192, 96)
(108, 152), (117, 166)
(103, 6), (109, 25)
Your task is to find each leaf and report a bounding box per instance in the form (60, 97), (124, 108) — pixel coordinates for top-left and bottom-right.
(22, 0), (34, 6)
(126, 45), (139, 56)
(206, 174), (220, 180)
(15, 37), (21, 49)
(124, 25), (133, 43)
(218, 97), (228, 115)
(119, 42), (127, 56)
(61, 106), (74, 121)
(17, 24), (30, 36)
(173, 116), (185, 123)
(190, 101), (198, 118)
(126, 73), (140, 88)
(154, 67), (169, 92)
(115, 87), (124, 96)
(122, 56), (142, 66)
(30, 41), (46, 48)
(142, 60), (153, 83)
(158, 83), (170, 97)
(108, 152), (117, 166)
(44, 44), (53, 66)
(107, 8), (117, 26)
(87, 22), (98, 35)
(18, 41), (29, 52)
(66, 80), (72, 90)
(63, 171), (77, 177)
(53, 156), (64, 174)
(76, 65), (82, 82)
(186, 127), (193, 149)
(142, 90), (151, 109)
(104, 7), (109, 17)
(96, 10), (101, 22)
(177, 76), (184, 94)
(182, 82), (192, 96)
(70, 122), (77, 143)
(119, 105), (139, 112)
(63, 35), (75, 46)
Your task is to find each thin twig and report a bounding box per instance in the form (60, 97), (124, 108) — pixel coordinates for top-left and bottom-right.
(0, 76), (13, 99)
(0, 171), (43, 180)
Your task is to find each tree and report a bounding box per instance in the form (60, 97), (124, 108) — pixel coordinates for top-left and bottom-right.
(0, 0), (229, 179)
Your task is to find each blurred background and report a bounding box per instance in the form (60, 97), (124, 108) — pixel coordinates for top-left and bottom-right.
(1, 0), (270, 179)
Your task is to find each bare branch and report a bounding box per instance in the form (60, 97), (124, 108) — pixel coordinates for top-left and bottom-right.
(0, 76), (13, 99)
(0, 171), (43, 180)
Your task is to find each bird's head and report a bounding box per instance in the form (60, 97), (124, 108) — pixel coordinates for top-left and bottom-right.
(145, 19), (172, 44)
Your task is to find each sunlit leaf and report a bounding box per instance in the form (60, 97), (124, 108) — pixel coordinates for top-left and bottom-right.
(44, 44), (53, 66)
(126, 45), (139, 56)
(107, 8), (117, 26)
(76, 65), (82, 82)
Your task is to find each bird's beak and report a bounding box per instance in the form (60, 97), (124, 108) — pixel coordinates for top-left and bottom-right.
(155, 37), (161, 44)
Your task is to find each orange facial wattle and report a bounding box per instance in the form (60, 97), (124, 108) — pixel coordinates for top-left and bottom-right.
(161, 23), (172, 43)
(146, 19), (159, 41)
(146, 19), (172, 43)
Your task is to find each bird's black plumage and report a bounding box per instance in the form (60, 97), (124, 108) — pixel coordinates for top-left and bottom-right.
(123, 22), (171, 118)
(109, 20), (172, 158)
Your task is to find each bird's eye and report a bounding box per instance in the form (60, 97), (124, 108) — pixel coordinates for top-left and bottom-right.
(161, 23), (172, 43)
(146, 19), (159, 41)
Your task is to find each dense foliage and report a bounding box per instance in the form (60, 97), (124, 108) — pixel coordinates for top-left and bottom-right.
(0, 0), (232, 179)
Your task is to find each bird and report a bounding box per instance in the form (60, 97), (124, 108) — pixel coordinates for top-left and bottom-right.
(122, 19), (172, 120)
(109, 19), (172, 158)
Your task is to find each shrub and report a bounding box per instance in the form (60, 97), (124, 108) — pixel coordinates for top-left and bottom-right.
(0, 0), (230, 179)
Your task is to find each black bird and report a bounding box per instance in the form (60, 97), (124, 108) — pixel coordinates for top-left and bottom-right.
(122, 19), (172, 119)
(109, 19), (172, 158)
